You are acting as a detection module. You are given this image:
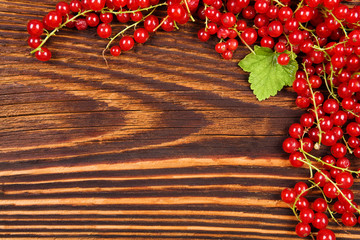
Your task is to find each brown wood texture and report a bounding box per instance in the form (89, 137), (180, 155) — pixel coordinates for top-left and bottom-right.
(1, 0), (360, 239)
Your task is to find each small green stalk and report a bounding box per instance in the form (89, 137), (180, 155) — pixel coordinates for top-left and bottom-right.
(30, 9), (93, 54)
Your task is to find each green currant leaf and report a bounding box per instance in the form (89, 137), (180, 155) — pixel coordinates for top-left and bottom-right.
(238, 45), (298, 101)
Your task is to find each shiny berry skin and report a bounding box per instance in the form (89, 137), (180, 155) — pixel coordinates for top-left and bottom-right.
(282, 138), (299, 153)
(86, 13), (100, 27)
(323, 99), (339, 114)
(161, 17), (175, 32)
(226, 39), (238, 51)
(281, 188), (296, 203)
(44, 11), (62, 29)
(322, 155), (335, 170)
(167, 4), (186, 22)
(131, 12), (143, 22)
(347, 122), (360, 137)
(295, 6), (313, 23)
(260, 36), (275, 49)
(144, 15), (159, 32)
(317, 229), (336, 240)
(100, 12), (114, 23)
(314, 170), (330, 187)
(300, 113), (314, 127)
(242, 6), (256, 19)
(312, 212), (329, 229)
(70, 0), (82, 12)
(323, 182), (339, 199)
(321, 130), (337, 146)
(134, 28), (149, 43)
(335, 172), (354, 189)
(278, 6), (292, 21)
(295, 196), (309, 211)
(27, 19), (44, 36)
(27, 36), (41, 48)
(267, 21), (283, 38)
(222, 50), (233, 60)
(116, 13), (130, 23)
(215, 42), (227, 54)
(97, 23), (112, 38)
(35, 47), (51, 62)
(197, 28), (210, 42)
(205, 23), (217, 35)
(296, 96), (310, 109)
(299, 208), (314, 224)
(292, 78), (307, 95)
(294, 181), (308, 197)
(334, 200), (346, 214)
(313, 198), (327, 213)
(221, 12), (236, 28)
(56, 1), (70, 16)
(110, 45), (121, 56)
(342, 212), (357, 227)
(89, 0), (106, 11)
(288, 123), (303, 139)
(295, 222), (311, 237)
(241, 28), (257, 45)
(277, 53), (290, 65)
(119, 36), (135, 51)
(331, 111), (347, 126)
(289, 152), (305, 168)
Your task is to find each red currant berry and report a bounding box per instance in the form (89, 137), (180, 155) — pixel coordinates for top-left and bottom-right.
(335, 172), (354, 189)
(44, 11), (62, 29)
(317, 229), (336, 240)
(35, 47), (51, 62)
(27, 36), (42, 49)
(295, 222), (311, 237)
(56, 1), (70, 16)
(299, 208), (315, 224)
(342, 212), (357, 226)
(240, 28), (257, 45)
(222, 50), (233, 60)
(281, 188), (296, 203)
(313, 198), (327, 213)
(110, 45), (121, 56)
(197, 28), (210, 42)
(312, 212), (329, 229)
(89, 0), (106, 11)
(27, 19), (44, 36)
(97, 23), (112, 38)
(86, 13), (100, 27)
(134, 28), (149, 43)
(277, 53), (290, 65)
(119, 36), (135, 51)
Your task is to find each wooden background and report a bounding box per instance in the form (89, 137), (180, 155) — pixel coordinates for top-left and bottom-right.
(1, 0), (360, 239)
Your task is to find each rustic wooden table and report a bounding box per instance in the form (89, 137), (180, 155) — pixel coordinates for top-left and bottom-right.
(1, 0), (360, 239)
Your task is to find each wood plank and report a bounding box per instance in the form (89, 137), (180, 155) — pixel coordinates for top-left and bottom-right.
(1, 0), (360, 239)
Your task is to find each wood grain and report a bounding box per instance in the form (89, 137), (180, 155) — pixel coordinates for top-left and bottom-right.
(1, 0), (360, 239)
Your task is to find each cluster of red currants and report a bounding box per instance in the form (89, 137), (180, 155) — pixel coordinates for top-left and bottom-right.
(280, 0), (360, 239)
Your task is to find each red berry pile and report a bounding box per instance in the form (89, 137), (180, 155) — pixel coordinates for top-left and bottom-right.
(26, 0), (360, 239)
(279, 0), (360, 238)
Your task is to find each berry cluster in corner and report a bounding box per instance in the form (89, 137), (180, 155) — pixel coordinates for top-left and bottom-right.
(280, 0), (360, 238)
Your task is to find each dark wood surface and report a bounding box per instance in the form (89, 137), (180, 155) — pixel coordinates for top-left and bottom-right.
(1, 0), (360, 239)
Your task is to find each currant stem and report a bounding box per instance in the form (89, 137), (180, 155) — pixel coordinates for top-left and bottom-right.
(298, 158), (360, 214)
(182, 0), (195, 22)
(107, 2), (167, 15)
(303, 63), (323, 146)
(30, 9), (93, 54)
(104, 7), (157, 53)
(234, 29), (256, 55)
